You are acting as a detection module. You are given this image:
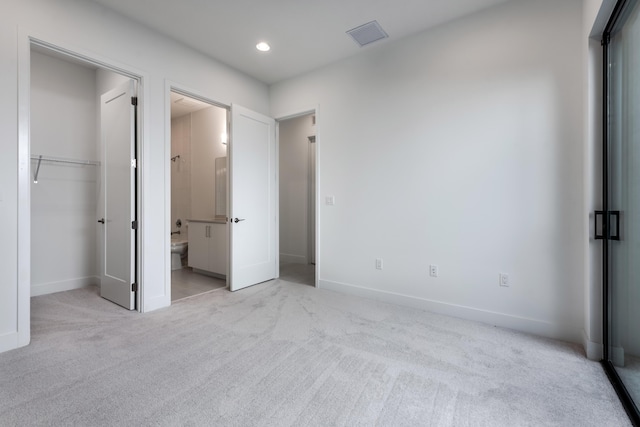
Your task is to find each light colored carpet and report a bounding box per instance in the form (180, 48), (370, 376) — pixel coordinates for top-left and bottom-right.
(0, 280), (631, 426)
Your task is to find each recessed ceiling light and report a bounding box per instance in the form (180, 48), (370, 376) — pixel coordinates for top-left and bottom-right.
(256, 42), (271, 52)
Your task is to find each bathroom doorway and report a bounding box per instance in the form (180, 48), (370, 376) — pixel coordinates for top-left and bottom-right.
(278, 112), (317, 287)
(28, 42), (141, 310)
(169, 90), (229, 301)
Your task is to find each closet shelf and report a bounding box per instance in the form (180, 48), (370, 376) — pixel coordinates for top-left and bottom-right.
(30, 154), (100, 183)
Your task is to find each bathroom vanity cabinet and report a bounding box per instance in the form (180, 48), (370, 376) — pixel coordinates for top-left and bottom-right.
(188, 220), (227, 277)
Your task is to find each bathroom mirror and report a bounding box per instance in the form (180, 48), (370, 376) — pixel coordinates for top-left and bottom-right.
(214, 157), (227, 219)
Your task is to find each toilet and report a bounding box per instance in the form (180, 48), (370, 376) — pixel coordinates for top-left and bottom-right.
(171, 237), (188, 270)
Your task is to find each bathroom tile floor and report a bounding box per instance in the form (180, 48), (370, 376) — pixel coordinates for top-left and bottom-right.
(171, 268), (226, 301)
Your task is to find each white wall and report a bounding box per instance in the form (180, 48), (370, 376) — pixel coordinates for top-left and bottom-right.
(190, 106), (228, 220)
(279, 114), (315, 264)
(171, 115), (192, 238)
(96, 69), (131, 100)
(271, 0), (585, 342)
(1, 0), (269, 353)
(30, 51), (98, 296)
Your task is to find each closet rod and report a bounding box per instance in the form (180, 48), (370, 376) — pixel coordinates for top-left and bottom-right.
(30, 154), (100, 166)
(30, 154), (100, 184)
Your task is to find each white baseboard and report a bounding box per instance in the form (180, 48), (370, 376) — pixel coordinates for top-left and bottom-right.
(280, 253), (307, 264)
(31, 276), (99, 297)
(582, 330), (603, 361)
(144, 294), (170, 313)
(318, 279), (581, 343)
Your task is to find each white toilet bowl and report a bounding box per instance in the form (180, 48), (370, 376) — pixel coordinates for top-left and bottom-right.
(171, 237), (188, 270)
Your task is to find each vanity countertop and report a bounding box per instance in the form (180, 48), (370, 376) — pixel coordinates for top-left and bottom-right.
(188, 218), (227, 224)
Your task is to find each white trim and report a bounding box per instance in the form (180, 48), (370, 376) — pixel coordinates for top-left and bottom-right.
(307, 133), (316, 265)
(144, 295), (172, 313)
(319, 279), (582, 343)
(275, 108), (317, 122)
(0, 332), (19, 354)
(314, 106), (320, 288)
(31, 277), (99, 297)
(275, 121), (280, 279)
(167, 82), (231, 110)
(17, 27), (32, 350)
(582, 329), (603, 361)
(164, 81), (173, 307)
(136, 77), (147, 314)
(28, 37), (143, 80)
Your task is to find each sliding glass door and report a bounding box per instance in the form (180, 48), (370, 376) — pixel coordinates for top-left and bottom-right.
(604, 0), (640, 423)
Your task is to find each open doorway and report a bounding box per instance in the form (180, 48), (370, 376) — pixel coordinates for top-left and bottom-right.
(169, 90), (229, 301)
(29, 43), (141, 311)
(278, 113), (317, 286)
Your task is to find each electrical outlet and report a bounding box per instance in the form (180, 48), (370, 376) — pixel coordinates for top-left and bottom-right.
(375, 258), (383, 270)
(499, 273), (509, 287)
(429, 264), (438, 278)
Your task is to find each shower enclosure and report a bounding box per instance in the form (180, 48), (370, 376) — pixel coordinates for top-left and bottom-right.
(602, 0), (640, 424)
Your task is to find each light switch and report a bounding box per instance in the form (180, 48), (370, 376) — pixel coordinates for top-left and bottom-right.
(325, 196), (335, 206)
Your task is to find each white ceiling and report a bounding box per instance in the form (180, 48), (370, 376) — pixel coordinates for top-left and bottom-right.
(88, 0), (511, 85)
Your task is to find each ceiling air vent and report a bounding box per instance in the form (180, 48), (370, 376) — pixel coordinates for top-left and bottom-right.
(347, 20), (389, 47)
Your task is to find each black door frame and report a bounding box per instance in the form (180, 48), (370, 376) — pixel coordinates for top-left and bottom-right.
(601, 1), (640, 425)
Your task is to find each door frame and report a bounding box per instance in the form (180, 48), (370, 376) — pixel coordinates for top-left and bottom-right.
(164, 83), (231, 301)
(275, 108), (320, 288)
(17, 30), (147, 346)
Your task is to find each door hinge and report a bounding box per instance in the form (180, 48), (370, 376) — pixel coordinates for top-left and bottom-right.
(131, 96), (138, 106)
(131, 282), (138, 292)
(131, 159), (137, 168)
(131, 220), (138, 230)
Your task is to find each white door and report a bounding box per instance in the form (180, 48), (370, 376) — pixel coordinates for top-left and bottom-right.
(229, 104), (277, 291)
(99, 80), (137, 310)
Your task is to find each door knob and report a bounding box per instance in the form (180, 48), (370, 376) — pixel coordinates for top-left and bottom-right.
(234, 218), (245, 223)
(98, 218), (105, 224)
